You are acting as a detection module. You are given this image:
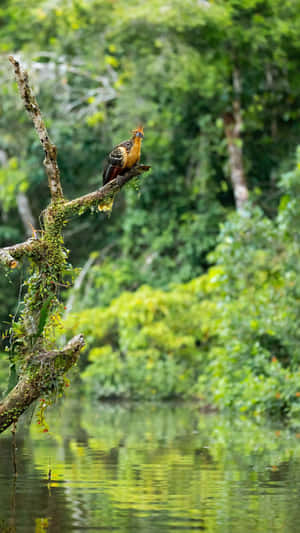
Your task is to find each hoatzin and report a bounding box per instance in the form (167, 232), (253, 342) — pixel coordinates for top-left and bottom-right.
(102, 126), (144, 186)
(98, 126), (144, 212)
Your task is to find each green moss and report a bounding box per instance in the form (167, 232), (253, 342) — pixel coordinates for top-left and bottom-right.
(10, 199), (73, 396)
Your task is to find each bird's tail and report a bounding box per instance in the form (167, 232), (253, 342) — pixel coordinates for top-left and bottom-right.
(103, 164), (121, 186)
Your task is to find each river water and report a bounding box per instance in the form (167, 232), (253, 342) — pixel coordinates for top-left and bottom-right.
(1, 397), (300, 532)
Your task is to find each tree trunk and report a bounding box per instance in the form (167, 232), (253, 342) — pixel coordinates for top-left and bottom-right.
(223, 68), (249, 211)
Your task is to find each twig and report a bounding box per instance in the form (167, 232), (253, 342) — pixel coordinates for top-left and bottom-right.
(8, 55), (63, 201)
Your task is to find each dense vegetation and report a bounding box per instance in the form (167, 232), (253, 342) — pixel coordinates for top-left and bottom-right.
(1, 0), (300, 421)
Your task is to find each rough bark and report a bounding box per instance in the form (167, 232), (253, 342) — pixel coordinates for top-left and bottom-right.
(0, 56), (150, 434)
(223, 67), (249, 211)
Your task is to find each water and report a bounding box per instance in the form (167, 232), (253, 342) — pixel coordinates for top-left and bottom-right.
(1, 398), (300, 532)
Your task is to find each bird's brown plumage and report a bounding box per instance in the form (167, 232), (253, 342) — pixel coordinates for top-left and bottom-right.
(102, 126), (144, 186)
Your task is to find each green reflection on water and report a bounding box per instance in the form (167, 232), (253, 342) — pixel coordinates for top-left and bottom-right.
(1, 398), (300, 532)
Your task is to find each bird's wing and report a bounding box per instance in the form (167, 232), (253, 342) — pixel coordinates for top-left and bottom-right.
(103, 145), (128, 185)
(108, 145), (128, 167)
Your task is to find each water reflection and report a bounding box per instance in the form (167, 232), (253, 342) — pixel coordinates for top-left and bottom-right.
(1, 399), (300, 532)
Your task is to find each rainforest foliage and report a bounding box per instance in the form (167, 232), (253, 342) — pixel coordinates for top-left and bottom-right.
(1, 0), (300, 420)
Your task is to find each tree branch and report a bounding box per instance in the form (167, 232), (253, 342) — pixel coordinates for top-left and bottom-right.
(0, 334), (85, 433)
(223, 66), (248, 211)
(0, 238), (43, 269)
(8, 55), (63, 202)
(63, 164), (150, 218)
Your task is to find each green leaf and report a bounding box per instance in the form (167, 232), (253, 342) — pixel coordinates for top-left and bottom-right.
(35, 297), (52, 339)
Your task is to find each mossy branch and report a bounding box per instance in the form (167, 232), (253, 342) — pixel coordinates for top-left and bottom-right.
(0, 335), (84, 433)
(0, 238), (44, 269)
(63, 164), (150, 218)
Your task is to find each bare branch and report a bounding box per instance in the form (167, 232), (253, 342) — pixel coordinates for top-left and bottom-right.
(8, 55), (63, 201)
(63, 164), (151, 218)
(0, 334), (85, 433)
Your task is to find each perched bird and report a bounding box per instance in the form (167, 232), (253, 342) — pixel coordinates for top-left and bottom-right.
(102, 126), (144, 186)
